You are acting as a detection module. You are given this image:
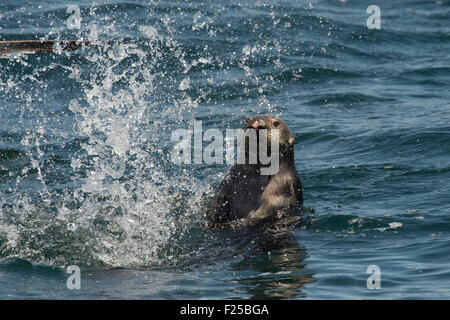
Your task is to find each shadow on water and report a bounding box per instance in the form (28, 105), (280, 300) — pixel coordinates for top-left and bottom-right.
(218, 209), (315, 299)
(139, 206), (315, 299)
(231, 241), (313, 299)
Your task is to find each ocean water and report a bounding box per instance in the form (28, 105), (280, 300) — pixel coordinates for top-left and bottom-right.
(0, 0), (449, 299)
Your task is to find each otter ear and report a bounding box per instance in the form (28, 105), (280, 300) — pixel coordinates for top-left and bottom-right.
(288, 136), (297, 146)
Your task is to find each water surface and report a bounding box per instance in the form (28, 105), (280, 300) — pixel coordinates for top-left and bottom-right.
(1, 0), (449, 299)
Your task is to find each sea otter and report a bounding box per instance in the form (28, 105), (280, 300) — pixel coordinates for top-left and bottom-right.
(207, 115), (303, 226)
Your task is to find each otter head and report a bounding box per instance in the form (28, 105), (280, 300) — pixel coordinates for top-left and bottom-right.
(243, 115), (297, 149)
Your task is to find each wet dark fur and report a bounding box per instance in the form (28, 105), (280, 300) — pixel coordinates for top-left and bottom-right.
(207, 115), (303, 227)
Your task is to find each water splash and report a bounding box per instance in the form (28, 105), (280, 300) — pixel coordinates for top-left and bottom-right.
(0, 9), (210, 268)
(0, 2), (302, 268)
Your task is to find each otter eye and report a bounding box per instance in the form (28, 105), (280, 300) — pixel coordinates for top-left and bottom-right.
(273, 121), (279, 127)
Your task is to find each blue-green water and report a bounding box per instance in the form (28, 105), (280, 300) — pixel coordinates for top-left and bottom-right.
(1, 0), (449, 299)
